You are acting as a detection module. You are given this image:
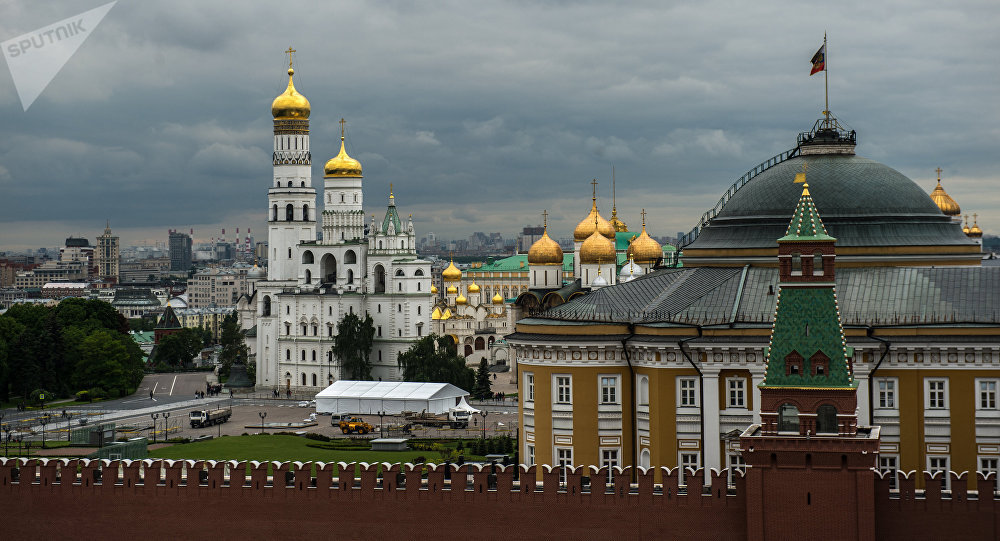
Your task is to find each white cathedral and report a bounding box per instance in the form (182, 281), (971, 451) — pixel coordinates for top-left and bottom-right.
(238, 58), (433, 392)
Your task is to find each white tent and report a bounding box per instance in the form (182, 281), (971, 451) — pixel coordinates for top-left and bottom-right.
(315, 380), (470, 415)
(450, 396), (480, 414)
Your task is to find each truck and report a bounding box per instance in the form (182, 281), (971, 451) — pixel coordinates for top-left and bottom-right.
(338, 417), (374, 434)
(403, 408), (471, 429)
(189, 407), (232, 428)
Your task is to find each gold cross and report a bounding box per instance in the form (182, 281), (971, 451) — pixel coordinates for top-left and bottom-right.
(641, 208), (647, 227)
(591, 178), (599, 199)
(285, 46), (296, 69)
(339, 118), (346, 138)
(936, 167), (943, 181)
(542, 209), (548, 228)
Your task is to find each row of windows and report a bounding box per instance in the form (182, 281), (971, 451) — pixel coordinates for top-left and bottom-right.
(877, 455), (1000, 491)
(876, 377), (1000, 411)
(524, 374), (751, 409)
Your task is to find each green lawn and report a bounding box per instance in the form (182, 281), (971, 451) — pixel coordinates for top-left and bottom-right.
(149, 434), (452, 464)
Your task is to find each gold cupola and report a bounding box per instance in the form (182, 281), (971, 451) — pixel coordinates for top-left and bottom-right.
(626, 209), (663, 264)
(468, 282), (480, 293)
(580, 222), (616, 264)
(442, 258), (462, 281)
(324, 119), (363, 178)
(431, 284), (438, 294)
(492, 292), (504, 304)
(969, 213), (983, 238)
(528, 210), (564, 265)
(963, 215), (971, 234)
(455, 292), (468, 305)
(574, 180), (616, 241)
(271, 50), (310, 120)
(431, 307), (442, 320)
(446, 285), (458, 294)
(929, 168), (960, 216)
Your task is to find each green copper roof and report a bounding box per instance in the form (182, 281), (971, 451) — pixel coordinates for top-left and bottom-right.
(778, 185), (836, 242)
(762, 286), (854, 388)
(382, 200), (402, 234)
(615, 231), (637, 251)
(465, 253), (574, 273)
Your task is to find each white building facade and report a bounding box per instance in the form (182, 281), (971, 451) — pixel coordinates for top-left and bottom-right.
(239, 61), (432, 393)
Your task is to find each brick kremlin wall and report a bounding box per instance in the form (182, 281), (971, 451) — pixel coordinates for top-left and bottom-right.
(0, 458), (998, 540)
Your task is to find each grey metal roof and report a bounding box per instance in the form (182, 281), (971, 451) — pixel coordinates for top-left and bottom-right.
(686, 154), (976, 250)
(533, 266), (1000, 327)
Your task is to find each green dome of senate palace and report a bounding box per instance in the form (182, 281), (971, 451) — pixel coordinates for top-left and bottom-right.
(681, 125), (980, 267)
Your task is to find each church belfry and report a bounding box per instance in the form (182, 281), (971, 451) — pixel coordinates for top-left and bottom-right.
(268, 47), (317, 281)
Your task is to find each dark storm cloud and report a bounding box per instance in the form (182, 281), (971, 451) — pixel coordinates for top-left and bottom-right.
(0, 0), (997, 249)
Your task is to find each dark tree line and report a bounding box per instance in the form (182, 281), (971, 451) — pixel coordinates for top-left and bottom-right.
(398, 335), (476, 391)
(0, 298), (145, 402)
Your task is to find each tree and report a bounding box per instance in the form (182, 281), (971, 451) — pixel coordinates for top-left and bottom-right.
(332, 312), (376, 380)
(474, 359), (492, 399)
(218, 311), (249, 378)
(398, 335), (475, 391)
(155, 328), (204, 367)
(73, 330), (129, 397)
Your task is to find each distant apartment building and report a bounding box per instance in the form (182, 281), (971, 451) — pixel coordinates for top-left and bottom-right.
(94, 222), (120, 283)
(0, 289), (26, 310)
(60, 237), (95, 277)
(517, 225), (544, 253)
(187, 267), (248, 308)
(119, 257), (171, 283)
(13, 260), (87, 289)
(168, 231), (193, 272)
(174, 306), (233, 342)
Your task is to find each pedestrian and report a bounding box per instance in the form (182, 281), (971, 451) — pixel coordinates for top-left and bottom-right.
(150, 390), (153, 400)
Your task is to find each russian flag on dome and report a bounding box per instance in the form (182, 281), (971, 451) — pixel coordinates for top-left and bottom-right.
(810, 43), (826, 75)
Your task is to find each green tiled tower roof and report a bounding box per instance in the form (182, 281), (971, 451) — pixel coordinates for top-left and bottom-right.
(778, 183), (835, 243)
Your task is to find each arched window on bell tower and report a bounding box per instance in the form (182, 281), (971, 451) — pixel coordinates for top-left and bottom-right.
(286, 204), (294, 221)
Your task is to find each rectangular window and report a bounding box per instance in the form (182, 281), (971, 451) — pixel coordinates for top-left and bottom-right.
(556, 376), (572, 404)
(879, 456), (899, 490)
(557, 447), (573, 485)
(877, 378), (896, 409)
(979, 457), (998, 478)
(680, 453), (700, 487)
(601, 449), (619, 484)
(679, 378), (697, 407)
(727, 453), (746, 488)
(377, 326), (382, 337)
(928, 456), (950, 490)
(525, 373), (534, 402)
(979, 380), (998, 410)
(727, 378), (746, 408)
(526, 445), (535, 467)
(927, 379), (947, 410)
(601, 376), (618, 404)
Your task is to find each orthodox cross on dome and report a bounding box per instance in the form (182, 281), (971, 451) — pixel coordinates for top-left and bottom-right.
(285, 46), (296, 69)
(641, 208), (647, 227)
(339, 118), (346, 139)
(591, 178), (598, 201)
(936, 167), (943, 181)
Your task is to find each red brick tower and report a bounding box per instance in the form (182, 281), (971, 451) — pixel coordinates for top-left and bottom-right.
(741, 179), (880, 541)
(153, 305), (182, 344)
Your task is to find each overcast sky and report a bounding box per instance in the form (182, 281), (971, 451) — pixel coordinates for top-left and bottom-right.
(0, 0), (997, 251)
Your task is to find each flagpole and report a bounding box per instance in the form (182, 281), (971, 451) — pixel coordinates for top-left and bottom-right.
(824, 32), (829, 128)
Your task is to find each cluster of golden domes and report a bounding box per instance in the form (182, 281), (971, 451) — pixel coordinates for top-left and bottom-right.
(929, 168), (985, 239)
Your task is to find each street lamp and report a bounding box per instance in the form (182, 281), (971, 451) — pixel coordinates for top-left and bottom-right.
(258, 411), (267, 435)
(163, 412), (170, 440)
(63, 411), (73, 442)
(39, 415), (48, 449)
(479, 410), (488, 440)
(150, 412), (159, 444)
(377, 411), (386, 438)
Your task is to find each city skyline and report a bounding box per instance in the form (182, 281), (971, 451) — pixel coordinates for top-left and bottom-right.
(0, 0), (996, 250)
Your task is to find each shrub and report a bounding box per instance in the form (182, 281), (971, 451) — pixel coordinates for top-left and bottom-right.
(304, 432), (331, 442)
(413, 456), (426, 464)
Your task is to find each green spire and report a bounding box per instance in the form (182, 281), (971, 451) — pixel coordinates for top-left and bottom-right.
(778, 183), (836, 243)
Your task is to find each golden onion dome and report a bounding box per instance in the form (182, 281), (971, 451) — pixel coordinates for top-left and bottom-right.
(609, 207), (629, 232)
(528, 230), (563, 265)
(455, 293), (467, 305)
(324, 136), (363, 178)
(929, 180), (960, 216)
(271, 68), (311, 120)
(626, 214), (663, 264)
(467, 282), (480, 293)
(492, 292), (504, 304)
(431, 307), (442, 320)
(580, 229), (616, 264)
(431, 285), (438, 294)
(446, 285), (458, 294)
(969, 214), (983, 237)
(574, 199), (616, 241)
(442, 259), (462, 281)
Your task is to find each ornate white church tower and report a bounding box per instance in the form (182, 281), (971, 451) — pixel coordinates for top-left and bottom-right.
(322, 119), (365, 244)
(268, 48), (317, 282)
